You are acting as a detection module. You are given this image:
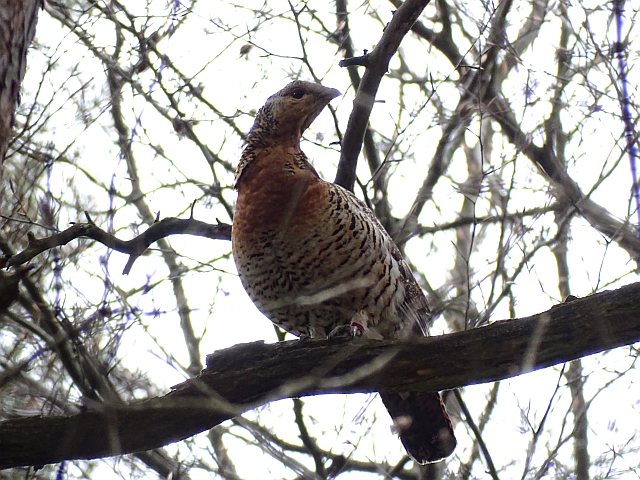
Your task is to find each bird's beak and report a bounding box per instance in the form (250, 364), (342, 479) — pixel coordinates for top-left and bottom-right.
(323, 87), (341, 100)
(300, 87), (341, 133)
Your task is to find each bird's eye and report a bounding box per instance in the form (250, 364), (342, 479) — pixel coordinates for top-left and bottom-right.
(291, 89), (305, 99)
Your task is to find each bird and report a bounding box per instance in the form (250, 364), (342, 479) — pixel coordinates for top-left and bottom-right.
(231, 80), (456, 464)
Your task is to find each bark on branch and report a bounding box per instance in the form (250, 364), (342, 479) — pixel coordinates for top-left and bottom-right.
(0, 0), (41, 167)
(1, 282), (640, 469)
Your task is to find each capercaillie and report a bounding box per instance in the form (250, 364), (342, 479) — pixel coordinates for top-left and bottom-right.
(232, 80), (456, 463)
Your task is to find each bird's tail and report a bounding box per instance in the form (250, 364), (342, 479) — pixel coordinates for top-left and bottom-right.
(379, 390), (456, 464)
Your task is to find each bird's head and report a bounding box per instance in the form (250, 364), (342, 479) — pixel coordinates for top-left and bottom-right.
(247, 80), (341, 146)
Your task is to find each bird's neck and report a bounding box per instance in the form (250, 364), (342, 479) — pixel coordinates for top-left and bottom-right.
(235, 133), (303, 187)
(246, 126), (301, 149)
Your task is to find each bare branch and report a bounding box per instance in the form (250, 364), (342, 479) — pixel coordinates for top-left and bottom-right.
(335, 1), (394, 230)
(1, 218), (232, 274)
(454, 390), (499, 480)
(487, 93), (640, 262)
(387, 0), (463, 66)
(339, 53), (371, 68)
(1, 281), (639, 468)
(335, 0), (432, 191)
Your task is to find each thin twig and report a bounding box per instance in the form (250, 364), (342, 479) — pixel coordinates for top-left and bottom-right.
(612, 0), (640, 232)
(454, 390), (499, 480)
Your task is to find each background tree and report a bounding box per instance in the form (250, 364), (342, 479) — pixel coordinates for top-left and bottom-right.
(1, 1), (639, 479)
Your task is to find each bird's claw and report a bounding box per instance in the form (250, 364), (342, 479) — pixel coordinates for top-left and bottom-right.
(350, 321), (364, 337)
(327, 324), (352, 339)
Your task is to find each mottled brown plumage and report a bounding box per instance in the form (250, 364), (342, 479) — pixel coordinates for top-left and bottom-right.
(232, 80), (456, 463)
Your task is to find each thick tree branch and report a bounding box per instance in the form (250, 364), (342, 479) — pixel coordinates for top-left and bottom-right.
(0, 217), (232, 274)
(335, 0), (432, 191)
(0, 0), (41, 167)
(1, 282), (639, 469)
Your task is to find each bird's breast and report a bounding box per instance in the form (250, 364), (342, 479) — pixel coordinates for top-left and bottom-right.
(232, 157), (326, 237)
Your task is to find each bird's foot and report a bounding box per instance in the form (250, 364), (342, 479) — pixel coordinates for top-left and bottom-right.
(350, 321), (365, 337)
(349, 309), (371, 337)
(327, 310), (380, 339)
(327, 324), (353, 339)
